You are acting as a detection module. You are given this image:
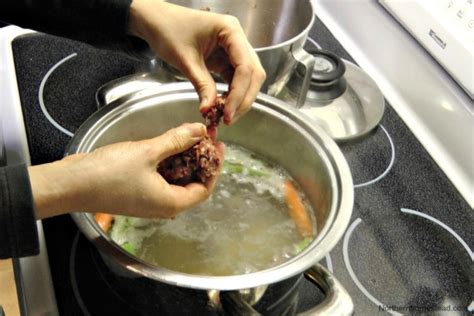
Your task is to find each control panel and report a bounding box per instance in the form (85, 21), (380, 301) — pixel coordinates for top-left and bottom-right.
(380, 0), (473, 98)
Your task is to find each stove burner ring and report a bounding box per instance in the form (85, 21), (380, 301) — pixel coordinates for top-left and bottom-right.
(344, 214), (473, 314)
(400, 208), (473, 261)
(342, 218), (400, 315)
(353, 125), (395, 188)
(69, 232), (91, 316)
(69, 232), (142, 315)
(39, 53), (78, 137)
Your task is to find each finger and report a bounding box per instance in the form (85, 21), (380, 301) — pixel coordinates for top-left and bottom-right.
(180, 55), (217, 111)
(62, 152), (87, 162)
(231, 63), (266, 123)
(167, 183), (211, 215)
(148, 123), (207, 162)
(224, 62), (253, 124)
(219, 29), (255, 124)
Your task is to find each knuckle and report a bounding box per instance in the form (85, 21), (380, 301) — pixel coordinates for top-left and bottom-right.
(195, 79), (213, 93)
(140, 142), (155, 156)
(223, 15), (241, 29)
(201, 188), (211, 200)
(169, 132), (185, 152)
(238, 63), (253, 76)
(238, 102), (251, 115)
(167, 200), (180, 215)
(257, 67), (267, 81)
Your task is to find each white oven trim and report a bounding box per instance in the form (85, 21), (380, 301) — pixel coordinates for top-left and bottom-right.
(0, 25), (59, 316)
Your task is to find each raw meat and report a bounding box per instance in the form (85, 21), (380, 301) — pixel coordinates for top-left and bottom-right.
(158, 95), (226, 185)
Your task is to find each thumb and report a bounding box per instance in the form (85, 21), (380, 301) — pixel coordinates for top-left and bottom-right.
(150, 123), (207, 162)
(182, 56), (217, 111)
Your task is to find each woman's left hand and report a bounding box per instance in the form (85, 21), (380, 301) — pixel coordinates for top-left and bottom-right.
(29, 123), (224, 219)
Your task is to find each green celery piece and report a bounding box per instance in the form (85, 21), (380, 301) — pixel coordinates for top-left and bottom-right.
(224, 161), (269, 177)
(247, 168), (269, 177)
(295, 237), (312, 253)
(121, 242), (137, 255)
(224, 161), (244, 173)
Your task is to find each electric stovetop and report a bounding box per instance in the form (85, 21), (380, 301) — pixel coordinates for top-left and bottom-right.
(6, 15), (473, 315)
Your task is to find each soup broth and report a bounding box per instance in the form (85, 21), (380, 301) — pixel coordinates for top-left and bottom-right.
(109, 144), (316, 276)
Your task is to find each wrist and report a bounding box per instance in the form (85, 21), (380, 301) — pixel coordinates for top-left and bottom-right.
(129, 0), (185, 42)
(28, 158), (91, 219)
(129, 0), (157, 40)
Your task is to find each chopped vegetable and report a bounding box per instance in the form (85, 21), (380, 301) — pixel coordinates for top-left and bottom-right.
(295, 237), (312, 253)
(121, 242), (137, 255)
(224, 161), (244, 173)
(95, 213), (113, 233)
(110, 216), (156, 255)
(284, 180), (313, 238)
(224, 161), (269, 177)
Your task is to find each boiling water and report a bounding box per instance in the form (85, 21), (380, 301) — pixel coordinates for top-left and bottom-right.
(110, 144), (316, 276)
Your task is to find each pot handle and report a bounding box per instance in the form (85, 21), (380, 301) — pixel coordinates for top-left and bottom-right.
(291, 46), (315, 109)
(300, 263), (354, 315)
(95, 72), (163, 108)
(221, 263), (353, 315)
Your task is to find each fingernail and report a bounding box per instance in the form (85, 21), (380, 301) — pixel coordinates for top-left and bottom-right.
(181, 123), (206, 138)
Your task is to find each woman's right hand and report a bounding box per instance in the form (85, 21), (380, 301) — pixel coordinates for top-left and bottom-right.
(128, 0), (266, 125)
(29, 123), (224, 219)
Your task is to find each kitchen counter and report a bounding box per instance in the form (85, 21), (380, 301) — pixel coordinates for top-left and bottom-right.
(0, 259), (20, 316)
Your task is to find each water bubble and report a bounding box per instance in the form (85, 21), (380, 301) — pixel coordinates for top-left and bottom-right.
(220, 190), (231, 198)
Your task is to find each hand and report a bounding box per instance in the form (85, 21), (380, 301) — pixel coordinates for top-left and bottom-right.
(29, 123), (224, 219)
(128, 0), (266, 124)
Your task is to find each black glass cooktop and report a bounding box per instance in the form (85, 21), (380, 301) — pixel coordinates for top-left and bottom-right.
(10, 15), (473, 315)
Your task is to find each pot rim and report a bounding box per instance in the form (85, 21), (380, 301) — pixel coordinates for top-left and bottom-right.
(253, 1), (315, 52)
(67, 82), (353, 291)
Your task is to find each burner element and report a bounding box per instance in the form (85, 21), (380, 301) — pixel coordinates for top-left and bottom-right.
(353, 125), (395, 188)
(342, 215), (473, 315)
(39, 53), (78, 137)
(342, 218), (396, 314)
(339, 124), (394, 188)
(400, 208), (473, 261)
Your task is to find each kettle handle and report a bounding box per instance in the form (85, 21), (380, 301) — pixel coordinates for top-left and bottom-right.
(291, 46), (315, 109)
(300, 263), (354, 315)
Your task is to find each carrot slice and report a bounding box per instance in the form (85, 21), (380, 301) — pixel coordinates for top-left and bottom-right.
(95, 213), (113, 233)
(284, 180), (313, 238)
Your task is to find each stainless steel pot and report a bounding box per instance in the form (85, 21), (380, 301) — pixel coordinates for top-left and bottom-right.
(67, 82), (354, 314)
(164, 0), (316, 107)
(0, 119), (6, 166)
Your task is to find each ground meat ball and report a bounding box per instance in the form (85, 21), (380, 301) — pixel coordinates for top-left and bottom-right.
(202, 95), (225, 129)
(158, 136), (220, 185)
(158, 95), (226, 185)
